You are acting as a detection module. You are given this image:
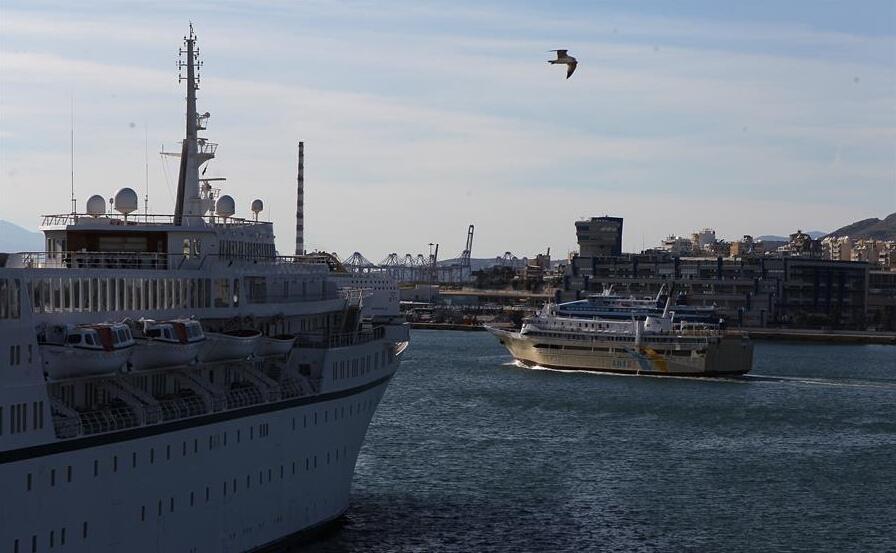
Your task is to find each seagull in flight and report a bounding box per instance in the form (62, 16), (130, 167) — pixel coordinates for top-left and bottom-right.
(548, 49), (577, 79)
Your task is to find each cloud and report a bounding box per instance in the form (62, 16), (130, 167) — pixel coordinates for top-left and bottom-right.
(0, 1), (893, 258)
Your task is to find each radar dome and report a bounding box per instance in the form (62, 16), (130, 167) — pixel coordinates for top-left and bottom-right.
(215, 195), (235, 219)
(113, 187), (138, 215)
(251, 199), (264, 214)
(86, 195), (106, 217)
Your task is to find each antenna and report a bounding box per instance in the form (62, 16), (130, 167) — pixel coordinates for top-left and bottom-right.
(144, 124), (149, 219)
(70, 89), (76, 214)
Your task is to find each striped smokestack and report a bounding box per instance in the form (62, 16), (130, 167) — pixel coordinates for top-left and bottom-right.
(295, 141), (304, 256)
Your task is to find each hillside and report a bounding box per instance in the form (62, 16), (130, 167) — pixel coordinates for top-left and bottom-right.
(0, 220), (43, 252)
(827, 213), (896, 240)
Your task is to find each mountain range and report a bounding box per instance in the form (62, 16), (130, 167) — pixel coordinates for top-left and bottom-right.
(0, 220), (43, 252)
(826, 213), (896, 240)
(755, 231), (826, 242)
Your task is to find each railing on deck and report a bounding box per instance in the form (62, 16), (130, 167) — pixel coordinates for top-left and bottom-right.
(41, 212), (270, 228)
(79, 402), (140, 436)
(11, 251), (335, 271)
(294, 325), (385, 349)
(157, 393), (208, 422)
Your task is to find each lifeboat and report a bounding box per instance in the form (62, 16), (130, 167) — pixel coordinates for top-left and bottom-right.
(256, 334), (296, 357)
(199, 329), (262, 363)
(41, 323), (135, 380)
(129, 319), (206, 371)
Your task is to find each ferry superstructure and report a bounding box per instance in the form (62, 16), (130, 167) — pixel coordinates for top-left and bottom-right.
(0, 26), (408, 552)
(556, 285), (719, 323)
(487, 301), (752, 376)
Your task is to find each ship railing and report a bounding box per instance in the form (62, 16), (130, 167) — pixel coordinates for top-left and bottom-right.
(11, 250), (336, 271)
(294, 326), (385, 349)
(225, 382), (265, 410)
(16, 251), (178, 270)
(41, 212), (271, 228)
(279, 379), (303, 399)
(238, 365), (281, 402)
(245, 292), (341, 305)
(99, 379), (155, 426)
(79, 402), (140, 436)
(51, 398), (82, 439)
(180, 370), (227, 412)
(157, 392), (208, 422)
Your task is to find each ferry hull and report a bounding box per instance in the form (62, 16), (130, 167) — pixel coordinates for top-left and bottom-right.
(488, 327), (752, 377)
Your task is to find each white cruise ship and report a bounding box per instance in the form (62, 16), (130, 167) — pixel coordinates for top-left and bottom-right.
(487, 301), (752, 376)
(0, 26), (408, 552)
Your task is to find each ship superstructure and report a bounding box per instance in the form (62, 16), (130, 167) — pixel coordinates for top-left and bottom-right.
(0, 26), (408, 552)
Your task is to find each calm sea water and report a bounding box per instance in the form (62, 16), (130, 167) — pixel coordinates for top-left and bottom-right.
(304, 330), (896, 552)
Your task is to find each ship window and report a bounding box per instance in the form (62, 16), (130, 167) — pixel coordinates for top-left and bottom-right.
(67, 465), (72, 482)
(26, 472), (31, 491)
(60, 529), (65, 546)
(232, 279), (239, 307)
(141, 506), (146, 522)
(215, 279), (230, 308)
(0, 279), (7, 318)
(82, 522), (88, 539)
(183, 239), (191, 259)
(93, 460), (98, 476)
(206, 487), (210, 502)
(67, 334), (81, 345)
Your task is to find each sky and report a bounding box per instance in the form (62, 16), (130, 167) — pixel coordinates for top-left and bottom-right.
(1, 0), (894, 260)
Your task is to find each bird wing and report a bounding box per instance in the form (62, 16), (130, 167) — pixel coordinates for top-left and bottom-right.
(567, 61), (577, 79)
(555, 49), (567, 59)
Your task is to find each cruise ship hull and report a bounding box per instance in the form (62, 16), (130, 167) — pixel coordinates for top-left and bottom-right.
(1, 338), (407, 553)
(488, 327), (752, 376)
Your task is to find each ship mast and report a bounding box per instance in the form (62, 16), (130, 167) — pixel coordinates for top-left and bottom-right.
(174, 24), (214, 226)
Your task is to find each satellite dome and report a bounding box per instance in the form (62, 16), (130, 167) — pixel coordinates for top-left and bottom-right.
(251, 199), (264, 215)
(113, 187), (138, 215)
(215, 195), (235, 218)
(86, 195), (106, 217)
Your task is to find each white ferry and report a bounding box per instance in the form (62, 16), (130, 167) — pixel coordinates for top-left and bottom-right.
(0, 26), (408, 552)
(487, 301), (752, 376)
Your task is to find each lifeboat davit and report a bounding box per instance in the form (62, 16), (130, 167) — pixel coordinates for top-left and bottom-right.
(130, 319), (206, 371)
(199, 329), (262, 362)
(41, 323), (135, 380)
(256, 334), (296, 357)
